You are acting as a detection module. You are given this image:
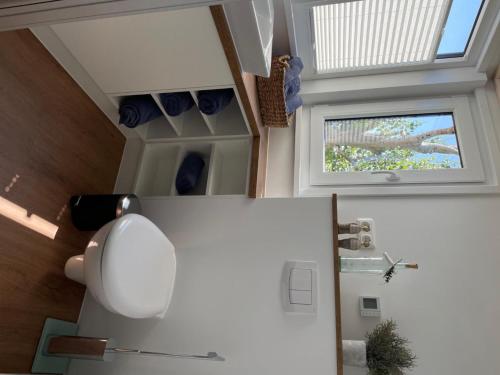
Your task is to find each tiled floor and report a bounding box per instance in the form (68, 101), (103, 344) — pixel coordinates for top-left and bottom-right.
(0, 29), (125, 372)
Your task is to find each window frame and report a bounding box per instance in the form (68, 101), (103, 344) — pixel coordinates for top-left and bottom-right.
(309, 96), (485, 186)
(287, 0), (494, 80)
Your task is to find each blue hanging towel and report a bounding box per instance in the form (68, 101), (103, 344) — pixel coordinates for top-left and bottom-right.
(197, 89), (234, 115)
(285, 76), (301, 99)
(284, 56), (304, 85)
(286, 95), (303, 114)
(176, 153), (205, 195)
(159, 92), (195, 117)
(119, 95), (162, 128)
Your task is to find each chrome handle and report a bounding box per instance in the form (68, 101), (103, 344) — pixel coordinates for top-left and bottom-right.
(106, 348), (225, 362)
(371, 171), (400, 182)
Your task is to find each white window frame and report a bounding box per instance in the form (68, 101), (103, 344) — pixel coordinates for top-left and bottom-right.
(309, 96), (485, 186)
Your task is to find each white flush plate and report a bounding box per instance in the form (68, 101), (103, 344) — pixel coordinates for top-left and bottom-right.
(281, 260), (318, 315)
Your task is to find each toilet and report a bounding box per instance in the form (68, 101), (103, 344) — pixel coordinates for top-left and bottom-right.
(64, 214), (176, 319)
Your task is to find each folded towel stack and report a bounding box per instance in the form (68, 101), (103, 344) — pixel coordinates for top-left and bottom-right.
(176, 153), (205, 195)
(119, 95), (162, 128)
(197, 89), (234, 115)
(159, 92), (195, 117)
(284, 56), (304, 114)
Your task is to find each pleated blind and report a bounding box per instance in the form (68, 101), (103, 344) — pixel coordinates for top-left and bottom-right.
(312, 0), (451, 73)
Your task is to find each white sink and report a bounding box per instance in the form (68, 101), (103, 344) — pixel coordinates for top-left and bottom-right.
(224, 0), (274, 77)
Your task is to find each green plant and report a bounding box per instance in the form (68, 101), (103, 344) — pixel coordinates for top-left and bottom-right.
(365, 320), (416, 375)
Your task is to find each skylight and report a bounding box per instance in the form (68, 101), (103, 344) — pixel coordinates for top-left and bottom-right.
(312, 0), (451, 73)
(436, 0), (485, 58)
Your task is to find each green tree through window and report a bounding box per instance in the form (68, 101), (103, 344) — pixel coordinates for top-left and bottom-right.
(324, 114), (462, 173)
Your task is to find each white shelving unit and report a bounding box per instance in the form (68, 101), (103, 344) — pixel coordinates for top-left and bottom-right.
(111, 87), (252, 197)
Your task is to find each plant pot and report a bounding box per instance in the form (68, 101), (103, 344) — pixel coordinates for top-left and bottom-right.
(342, 340), (367, 368)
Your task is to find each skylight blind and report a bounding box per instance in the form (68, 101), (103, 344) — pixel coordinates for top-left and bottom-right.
(312, 0), (451, 73)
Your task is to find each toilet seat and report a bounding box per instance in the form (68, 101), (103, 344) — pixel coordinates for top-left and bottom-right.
(100, 214), (176, 318)
(65, 213), (176, 319)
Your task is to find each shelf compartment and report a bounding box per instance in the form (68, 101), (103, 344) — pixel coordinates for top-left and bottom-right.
(208, 139), (250, 195)
(134, 143), (182, 196)
(170, 142), (214, 196)
(150, 93), (182, 136)
(191, 89), (248, 136)
(150, 93), (211, 139)
(110, 94), (178, 139)
(190, 90), (216, 135)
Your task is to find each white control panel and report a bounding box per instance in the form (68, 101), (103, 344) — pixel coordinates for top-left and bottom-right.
(359, 296), (381, 317)
(282, 261), (318, 314)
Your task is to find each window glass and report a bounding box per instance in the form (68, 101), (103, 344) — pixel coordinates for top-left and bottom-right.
(437, 0), (484, 57)
(324, 113), (462, 172)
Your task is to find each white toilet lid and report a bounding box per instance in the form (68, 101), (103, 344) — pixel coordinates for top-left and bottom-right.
(101, 214), (176, 318)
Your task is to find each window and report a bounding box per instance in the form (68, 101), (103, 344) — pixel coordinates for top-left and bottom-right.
(312, 0), (451, 73)
(436, 0), (485, 58)
(310, 96), (484, 186)
(310, 0), (486, 74)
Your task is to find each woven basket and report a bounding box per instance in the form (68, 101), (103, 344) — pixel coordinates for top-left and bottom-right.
(257, 55), (295, 128)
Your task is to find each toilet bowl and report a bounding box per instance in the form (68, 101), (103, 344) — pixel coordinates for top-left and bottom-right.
(65, 214), (176, 319)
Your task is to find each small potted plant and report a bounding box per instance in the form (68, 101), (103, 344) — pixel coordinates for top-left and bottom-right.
(343, 319), (416, 375)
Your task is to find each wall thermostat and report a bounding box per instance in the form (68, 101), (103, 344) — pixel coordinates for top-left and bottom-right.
(359, 296), (381, 317)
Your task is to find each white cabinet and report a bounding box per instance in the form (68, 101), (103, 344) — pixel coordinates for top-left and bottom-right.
(34, 5), (256, 197)
(50, 7), (233, 94)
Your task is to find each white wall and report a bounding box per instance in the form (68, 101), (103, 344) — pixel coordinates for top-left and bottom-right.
(266, 133), (500, 375)
(69, 197), (337, 375)
(337, 195), (500, 375)
(265, 124), (295, 197)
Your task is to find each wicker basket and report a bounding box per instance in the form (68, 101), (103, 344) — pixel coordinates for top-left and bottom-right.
(257, 55), (295, 128)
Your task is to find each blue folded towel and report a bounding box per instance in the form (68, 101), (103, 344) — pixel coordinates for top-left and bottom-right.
(284, 56), (304, 85)
(119, 95), (162, 128)
(159, 92), (194, 117)
(285, 76), (301, 99)
(176, 153), (205, 195)
(286, 95), (303, 114)
(197, 89), (234, 115)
